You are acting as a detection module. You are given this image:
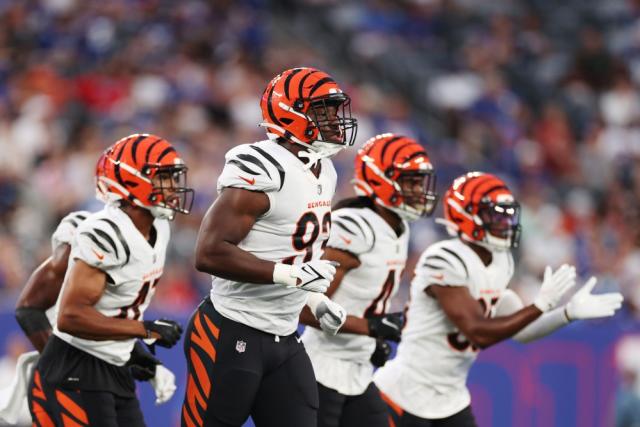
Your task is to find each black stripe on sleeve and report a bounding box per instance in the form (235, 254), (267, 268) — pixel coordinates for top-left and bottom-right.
(228, 159), (259, 175)
(93, 228), (120, 259)
(441, 247), (469, 278)
(80, 231), (110, 253)
(425, 255), (455, 269)
(250, 146), (285, 190)
(74, 214), (87, 221)
(333, 220), (357, 236)
(237, 154), (272, 178)
(424, 263), (445, 270)
(340, 215), (366, 238)
(99, 219), (131, 264)
(359, 215), (377, 249)
(64, 218), (79, 227)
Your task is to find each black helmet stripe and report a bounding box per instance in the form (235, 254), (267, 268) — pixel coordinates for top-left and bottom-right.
(267, 83), (282, 126)
(284, 68), (304, 99)
(144, 137), (163, 164)
(468, 176), (498, 204)
(478, 185), (508, 202)
(390, 142), (413, 165)
(156, 146), (176, 163)
(129, 135), (147, 165)
(308, 77), (335, 97)
(379, 136), (403, 163)
(298, 70), (319, 99)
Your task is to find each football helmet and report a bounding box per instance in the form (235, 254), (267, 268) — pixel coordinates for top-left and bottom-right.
(441, 172), (521, 251)
(259, 67), (357, 159)
(353, 133), (438, 221)
(95, 149), (109, 203)
(98, 134), (194, 220)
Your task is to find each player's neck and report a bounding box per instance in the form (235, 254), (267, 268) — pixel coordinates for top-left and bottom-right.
(276, 139), (322, 177)
(375, 204), (404, 236)
(120, 204), (155, 240)
(466, 242), (493, 266)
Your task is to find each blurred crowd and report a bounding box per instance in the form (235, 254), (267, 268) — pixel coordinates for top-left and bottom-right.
(1, 0), (640, 323)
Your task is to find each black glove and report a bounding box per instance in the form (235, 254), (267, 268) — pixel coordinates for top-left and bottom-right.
(367, 312), (404, 342)
(127, 341), (160, 381)
(370, 338), (391, 368)
(143, 319), (183, 348)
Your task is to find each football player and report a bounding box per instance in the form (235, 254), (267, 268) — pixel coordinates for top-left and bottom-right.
(27, 134), (193, 427)
(185, 67), (357, 427)
(374, 172), (624, 427)
(11, 150), (178, 416)
(299, 133), (438, 427)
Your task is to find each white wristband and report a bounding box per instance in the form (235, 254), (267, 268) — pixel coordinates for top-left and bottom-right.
(273, 263), (297, 287)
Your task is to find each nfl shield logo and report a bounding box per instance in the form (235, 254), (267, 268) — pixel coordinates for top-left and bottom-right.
(235, 340), (246, 353)
(317, 184), (322, 195)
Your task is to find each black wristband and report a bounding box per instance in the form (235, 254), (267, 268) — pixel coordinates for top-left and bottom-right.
(15, 307), (52, 336)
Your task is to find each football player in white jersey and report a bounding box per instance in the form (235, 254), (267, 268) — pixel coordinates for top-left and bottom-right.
(299, 133), (438, 427)
(27, 134), (193, 427)
(374, 172), (624, 427)
(185, 67), (357, 427)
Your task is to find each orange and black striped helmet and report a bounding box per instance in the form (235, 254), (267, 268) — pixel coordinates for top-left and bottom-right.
(354, 133), (438, 221)
(259, 67), (357, 158)
(442, 172), (521, 250)
(98, 134), (194, 220)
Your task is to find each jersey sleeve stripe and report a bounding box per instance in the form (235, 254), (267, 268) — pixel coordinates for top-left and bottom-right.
(358, 215), (377, 248)
(441, 247), (469, 278)
(333, 220), (357, 236)
(98, 218), (131, 264)
(250, 145), (285, 191)
(424, 263), (445, 270)
(93, 228), (120, 258)
(80, 231), (110, 253)
(340, 215), (367, 238)
(64, 218), (79, 227)
(424, 255), (455, 269)
(228, 159), (260, 175)
(236, 154), (272, 178)
(75, 214), (87, 221)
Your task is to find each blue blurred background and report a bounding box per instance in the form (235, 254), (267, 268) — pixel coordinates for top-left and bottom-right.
(2, 0), (640, 426)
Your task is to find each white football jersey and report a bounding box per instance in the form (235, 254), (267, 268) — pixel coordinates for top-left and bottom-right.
(53, 204), (170, 366)
(374, 238), (514, 419)
(210, 140), (337, 336)
(47, 210), (92, 325)
(302, 205), (409, 395)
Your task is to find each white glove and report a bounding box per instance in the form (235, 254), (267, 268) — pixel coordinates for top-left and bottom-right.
(307, 293), (347, 335)
(533, 264), (577, 312)
(273, 260), (338, 293)
(565, 277), (624, 320)
(150, 364), (176, 405)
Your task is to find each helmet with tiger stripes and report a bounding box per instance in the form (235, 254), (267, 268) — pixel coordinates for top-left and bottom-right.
(354, 133), (438, 221)
(259, 67), (357, 158)
(98, 134), (194, 220)
(442, 172), (521, 251)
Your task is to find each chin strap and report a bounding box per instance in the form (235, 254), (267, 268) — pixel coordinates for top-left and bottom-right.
(297, 150), (324, 170)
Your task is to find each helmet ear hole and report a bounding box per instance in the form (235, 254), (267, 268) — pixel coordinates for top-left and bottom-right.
(385, 168), (394, 178)
(294, 99), (305, 111)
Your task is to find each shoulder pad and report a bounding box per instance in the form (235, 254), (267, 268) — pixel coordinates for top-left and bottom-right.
(72, 215), (131, 270)
(217, 143), (286, 193)
(413, 241), (470, 290)
(51, 210), (92, 251)
(327, 208), (376, 255)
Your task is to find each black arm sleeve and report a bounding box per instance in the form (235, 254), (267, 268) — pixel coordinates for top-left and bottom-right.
(15, 307), (52, 335)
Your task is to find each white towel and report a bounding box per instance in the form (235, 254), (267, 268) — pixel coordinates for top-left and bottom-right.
(0, 351), (39, 424)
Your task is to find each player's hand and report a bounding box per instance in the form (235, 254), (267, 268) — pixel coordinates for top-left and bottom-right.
(307, 293), (347, 335)
(370, 338), (391, 368)
(565, 277), (624, 320)
(127, 341), (159, 381)
(273, 260), (338, 293)
(143, 319), (183, 348)
(367, 312), (404, 342)
(533, 264), (576, 312)
(150, 364), (177, 405)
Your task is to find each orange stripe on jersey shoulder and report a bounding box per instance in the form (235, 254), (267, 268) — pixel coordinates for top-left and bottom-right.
(55, 390), (88, 425)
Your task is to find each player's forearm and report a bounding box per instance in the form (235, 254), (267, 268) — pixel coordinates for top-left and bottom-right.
(15, 307), (53, 352)
(512, 307), (569, 343)
(463, 305), (542, 349)
(195, 240), (276, 284)
(300, 309), (368, 335)
(16, 259), (64, 310)
(57, 305), (146, 340)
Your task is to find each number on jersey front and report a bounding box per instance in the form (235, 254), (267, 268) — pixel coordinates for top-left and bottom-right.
(115, 278), (159, 320)
(283, 211), (331, 264)
(447, 296), (499, 352)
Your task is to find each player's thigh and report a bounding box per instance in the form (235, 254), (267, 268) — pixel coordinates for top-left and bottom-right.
(340, 382), (387, 427)
(251, 348), (319, 427)
(28, 368), (59, 427)
(54, 389), (120, 427)
(435, 406), (477, 427)
(114, 394), (146, 427)
(182, 300), (262, 427)
(317, 382), (346, 427)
